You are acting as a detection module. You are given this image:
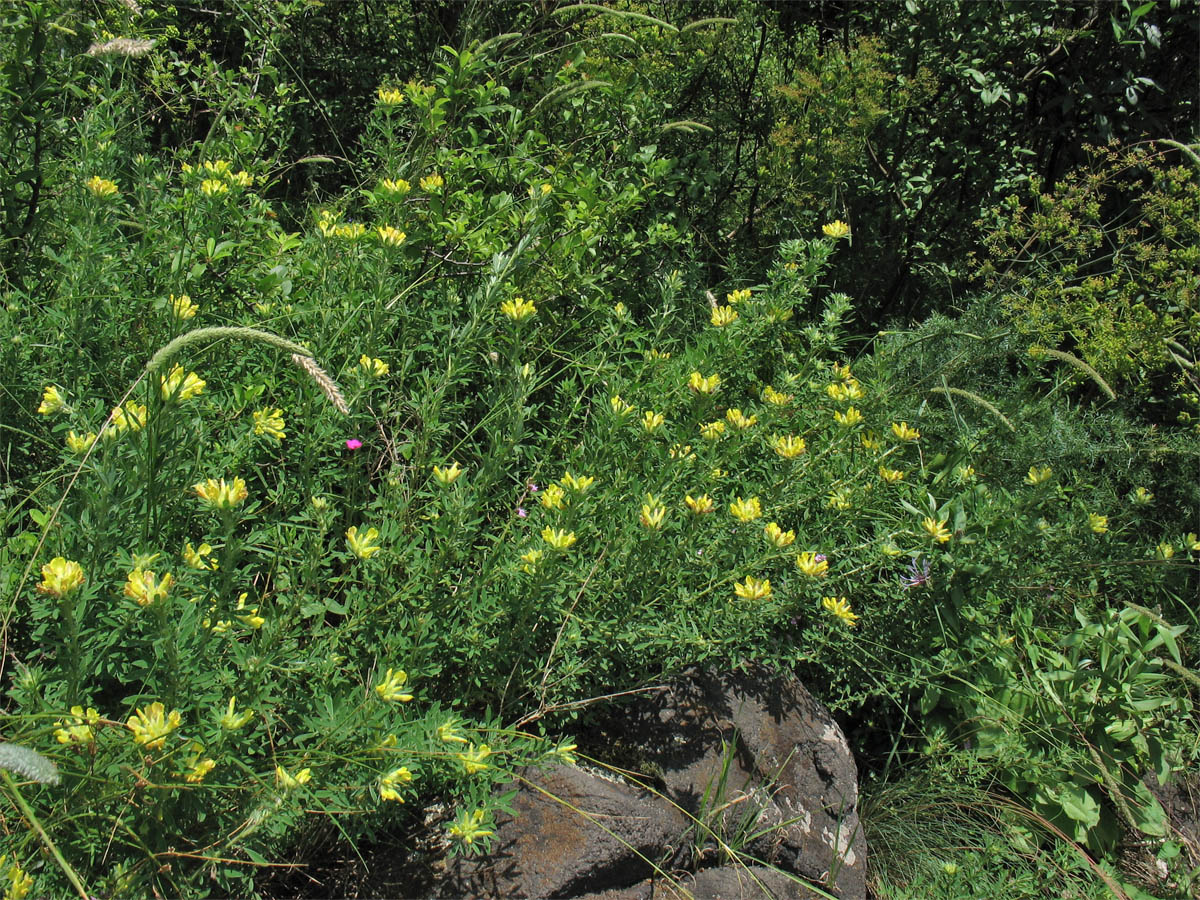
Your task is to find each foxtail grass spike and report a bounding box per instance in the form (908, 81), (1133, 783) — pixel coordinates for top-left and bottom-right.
(291, 353), (350, 415)
(929, 387), (1015, 432)
(0, 743), (60, 785)
(1028, 347), (1117, 400)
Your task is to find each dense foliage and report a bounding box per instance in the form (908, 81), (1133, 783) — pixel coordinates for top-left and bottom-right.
(1, 2), (1196, 898)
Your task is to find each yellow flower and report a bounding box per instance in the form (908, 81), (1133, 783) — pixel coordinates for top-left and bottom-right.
(0, 854), (33, 900)
(231, 170), (254, 188)
(36, 558), (85, 598)
(1088, 513), (1108, 534)
(53, 705), (100, 745)
(219, 697), (254, 731)
(124, 569), (174, 608)
(688, 371), (721, 394)
(375, 667), (414, 703)
(834, 407), (863, 428)
(1156, 541), (1175, 560)
(200, 178), (229, 196)
(500, 296), (537, 321)
(726, 408), (758, 429)
(710, 467), (727, 480)
(860, 431), (882, 451)
(377, 86), (406, 106)
(183, 541), (218, 570)
(420, 173), (444, 192)
(612, 301), (630, 319)
(669, 443), (695, 461)
(641, 410), (665, 432)
(276, 765), (312, 790)
(878, 466), (905, 484)
(457, 743), (492, 774)
(685, 493), (715, 515)
(827, 380), (864, 402)
(561, 471), (595, 492)
(160, 364), (206, 402)
(182, 743), (217, 783)
(772, 434), (807, 459)
(764, 522), (795, 548)
(710, 305), (739, 327)
(169, 293), (198, 320)
(380, 766), (413, 802)
(112, 401), (148, 434)
(37, 385), (67, 415)
(726, 288), (752, 305)
(765, 303), (794, 323)
(762, 385), (792, 406)
(1185, 532), (1200, 552)
(644, 348), (671, 361)
(729, 496), (762, 522)
(432, 462), (464, 485)
(922, 516), (952, 543)
(542, 527), (577, 550)
(955, 465), (976, 483)
(831, 362), (853, 381)
(332, 222), (367, 240)
(610, 394), (635, 418)
(65, 430), (97, 455)
(193, 477), (248, 509)
(346, 525), (382, 559)
(127, 701), (182, 750)
(86, 175), (119, 198)
(734, 575), (772, 601)
(437, 717), (470, 744)
(252, 407), (286, 441)
(357, 354), (389, 377)
(827, 489), (852, 510)
(891, 421), (921, 442)
(520, 549), (543, 574)
(1025, 464), (1053, 485)
(1130, 486), (1154, 506)
(822, 220), (850, 239)
(699, 420), (726, 440)
(796, 551), (829, 577)
(640, 495), (667, 530)
(235, 592), (264, 629)
(821, 595), (859, 626)
(199, 160), (232, 177)
(541, 483), (567, 510)
(379, 177), (411, 196)
(448, 809), (494, 845)
(377, 225), (406, 246)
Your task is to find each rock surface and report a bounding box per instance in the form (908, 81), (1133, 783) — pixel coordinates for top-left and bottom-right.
(432, 665), (864, 899)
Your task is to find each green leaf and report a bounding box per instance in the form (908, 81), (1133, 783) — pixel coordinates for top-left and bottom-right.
(1057, 783), (1101, 828)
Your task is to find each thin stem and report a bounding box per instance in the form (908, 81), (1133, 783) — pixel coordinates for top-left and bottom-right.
(1, 770), (90, 899)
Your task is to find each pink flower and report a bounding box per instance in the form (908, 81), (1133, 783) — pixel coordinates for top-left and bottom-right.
(345, 439), (362, 450)
(528, 482), (539, 492)
(517, 507), (528, 518)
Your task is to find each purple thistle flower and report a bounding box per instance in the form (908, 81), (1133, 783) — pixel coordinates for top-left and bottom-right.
(901, 556), (931, 590)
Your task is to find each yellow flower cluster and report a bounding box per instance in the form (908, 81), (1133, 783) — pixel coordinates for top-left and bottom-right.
(642, 410), (665, 432)
(734, 575), (771, 601)
(922, 516), (951, 543)
(420, 173), (445, 191)
(379, 177), (411, 196)
(433, 462), (464, 485)
(688, 371), (720, 394)
(276, 765), (312, 790)
(685, 493), (715, 514)
(54, 705), (100, 745)
(170, 293), (199, 320)
(380, 766), (413, 802)
(500, 296), (537, 321)
(729, 496), (762, 522)
(821, 595), (859, 626)
(194, 477), (248, 509)
(377, 225), (406, 246)
(772, 435), (806, 458)
(834, 407), (863, 428)
(37, 385), (67, 415)
(86, 175), (119, 198)
(891, 421), (920, 442)
(346, 525), (382, 559)
(457, 743), (491, 774)
(375, 667), (414, 703)
(160, 364), (206, 402)
(448, 809), (493, 845)
(65, 430), (97, 454)
(127, 701), (181, 750)
(762, 385), (792, 406)
(822, 220), (850, 239)
(112, 401), (147, 434)
(726, 408), (757, 429)
(124, 568), (173, 607)
(377, 86), (406, 106)
(1025, 464), (1052, 485)
(726, 288), (752, 304)
(796, 552), (829, 577)
(710, 305), (738, 327)
(36, 557), (85, 597)
(541, 483), (567, 510)
(561, 471), (595, 492)
(640, 494), (667, 530)
(542, 527), (576, 550)
(764, 522), (795, 548)
(360, 355), (389, 377)
(610, 394), (635, 418)
(700, 420), (726, 440)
